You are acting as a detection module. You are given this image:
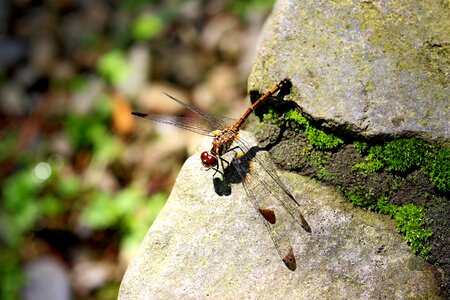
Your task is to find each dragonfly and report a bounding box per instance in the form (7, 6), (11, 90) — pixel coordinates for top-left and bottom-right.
(132, 78), (311, 271)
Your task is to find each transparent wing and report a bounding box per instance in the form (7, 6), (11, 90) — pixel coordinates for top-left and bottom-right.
(233, 157), (298, 271)
(161, 93), (236, 129)
(132, 93), (237, 136)
(132, 113), (217, 136)
(227, 134), (311, 271)
(233, 136), (311, 232)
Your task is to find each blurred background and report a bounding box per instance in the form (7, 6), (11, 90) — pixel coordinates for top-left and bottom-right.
(0, 0), (275, 299)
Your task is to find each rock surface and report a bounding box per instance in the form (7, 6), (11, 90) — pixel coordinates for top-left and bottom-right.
(119, 132), (442, 300)
(249, 0), (449, 143)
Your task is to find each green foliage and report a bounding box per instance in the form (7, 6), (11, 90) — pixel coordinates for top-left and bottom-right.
(0, 160), (80, 298)
(67, 75), (88, 93)
(81, 187), (167, 251)
(132, 13), (165, 41)
(64, 95), (114, 154)
(227, 0), (276, 19)
(120, 0), (150, 10)
(57, 174), (83, 198)
(1, 169), (43, 246)
(0, 132), (17, 161)
(0, 249), (24, 300)
(428, 148), (450, 192)
(0, 160), (82, 246)
(81, 190), (122, 230)
(97, 50), (130, 86)
(120, 192), (166, 252)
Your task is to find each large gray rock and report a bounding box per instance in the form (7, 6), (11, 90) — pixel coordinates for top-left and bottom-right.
(119, 132), (442, 300)
(249, 0), (449, 143)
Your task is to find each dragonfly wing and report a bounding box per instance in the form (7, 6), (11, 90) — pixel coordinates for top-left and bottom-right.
(233, 157), (297, 271)
(132, 113), (219, 136)
(133, 93), (238, 135)
(162, 93), (236, 129)
(233, 137), (311, 233)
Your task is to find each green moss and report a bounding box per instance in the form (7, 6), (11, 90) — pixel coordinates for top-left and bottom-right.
(395, 204), (433, 258)
(307, 152), (333, 181)
(351, 138), (450, 192)
(363, 80), (376, 93)
(376, 197), (432, 258)
(336, 193), (433, 259)
(383, 139), (429, 172)
(258, 98), (446, 261)
(284, 110), (309, 127)
(352, 145), (384, 174)
(283, 110), (344, 150)
(376, 196), (396, 216)
(305, 127), (343, 150)
(262, 109), (283, 126)
(341, 186), (374, 207)
(345, 137), (448, 260)
(353, 141), (370, 154)
(262, 108), (344, 150)
(427, 148), (450, 192)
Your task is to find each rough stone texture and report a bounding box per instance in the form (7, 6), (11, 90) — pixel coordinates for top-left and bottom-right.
(119, 132), (442, 300)
(248, 0), (449, 143)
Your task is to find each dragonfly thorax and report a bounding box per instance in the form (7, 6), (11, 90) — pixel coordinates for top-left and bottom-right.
(200, 129), (236, 168)
(212, 129), (236, 155)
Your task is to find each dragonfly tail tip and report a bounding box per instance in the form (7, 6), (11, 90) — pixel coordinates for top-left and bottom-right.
(131, 112), (147, 117)
(283, 248), (297, 271)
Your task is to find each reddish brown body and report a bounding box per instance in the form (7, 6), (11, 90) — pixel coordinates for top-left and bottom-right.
(201, 78), (291, 168)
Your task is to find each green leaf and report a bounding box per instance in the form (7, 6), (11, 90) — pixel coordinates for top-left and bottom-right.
(40, 195), (65, 216)
(2, 170), (39, 211)
(132, 14), (165, 41)
(97, 50), (130, 86)
(81, 191), (120, 229)
(57, 175), (82, 198)
(0, 248), (24, 300)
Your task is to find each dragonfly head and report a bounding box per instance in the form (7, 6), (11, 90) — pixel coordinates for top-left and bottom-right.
(200, 151), (218, 168)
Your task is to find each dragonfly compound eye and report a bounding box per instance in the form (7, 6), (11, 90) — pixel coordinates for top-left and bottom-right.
(200, 151), (217, 167)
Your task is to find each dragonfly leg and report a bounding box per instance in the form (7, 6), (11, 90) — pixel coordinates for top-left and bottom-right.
(210, 165), (223, 177)
(216, 156), (229, 177)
